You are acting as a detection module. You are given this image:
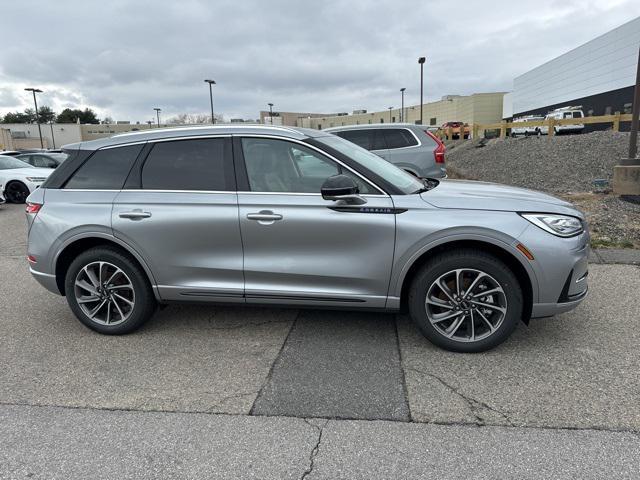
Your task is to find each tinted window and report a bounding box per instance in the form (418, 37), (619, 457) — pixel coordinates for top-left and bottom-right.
(383, 129), (418, 149)
(336, 130), (371, 150)
(242, 138), (375, 194)
(32, 155), (59, 168)
(64, 144), (143, 189)
(142, 138), (231, 191)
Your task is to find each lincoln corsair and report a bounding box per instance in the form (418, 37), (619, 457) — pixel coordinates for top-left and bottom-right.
(26, 125), (589, 352)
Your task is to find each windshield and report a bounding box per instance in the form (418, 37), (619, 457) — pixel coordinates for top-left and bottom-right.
(314, 135), (424, 194)
(0, 156), (31, 170)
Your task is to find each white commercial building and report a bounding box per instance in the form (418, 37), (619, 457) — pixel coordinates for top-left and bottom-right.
(504, 16), (640, 121)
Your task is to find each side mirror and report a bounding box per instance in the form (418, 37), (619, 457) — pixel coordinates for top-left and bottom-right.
(321, 174), (367, 205)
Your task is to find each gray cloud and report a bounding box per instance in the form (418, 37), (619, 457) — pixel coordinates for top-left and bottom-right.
(1, 0), (638, 121)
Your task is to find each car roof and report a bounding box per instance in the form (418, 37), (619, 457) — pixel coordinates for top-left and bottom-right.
(324, 123), (421, 132)
(62, 125), (330, 151)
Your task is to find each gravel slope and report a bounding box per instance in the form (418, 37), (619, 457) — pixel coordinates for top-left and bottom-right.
(444, 131), (640, 248)
(445, 131), (630, 193)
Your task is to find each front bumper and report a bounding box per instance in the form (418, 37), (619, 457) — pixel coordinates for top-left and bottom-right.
(518, 223), (590, 319)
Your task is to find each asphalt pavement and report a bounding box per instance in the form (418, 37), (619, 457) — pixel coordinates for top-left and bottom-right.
(1, 202), (639, 479)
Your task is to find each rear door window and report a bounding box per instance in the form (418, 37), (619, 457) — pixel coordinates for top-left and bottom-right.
(383, 129), (419, 149)
(64, 144), (143, 189)
(335, 130), (372, 150)
(141, 138), (232, 191)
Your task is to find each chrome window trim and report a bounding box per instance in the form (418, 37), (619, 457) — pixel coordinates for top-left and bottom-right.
(99, 140), (149, 150)
(235, 134), (387, 196)
(61, 188), (387, 197)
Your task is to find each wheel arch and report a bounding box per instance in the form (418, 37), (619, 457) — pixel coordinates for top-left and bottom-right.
(397, 238), (534, 323)
(54, 233), (158, 298)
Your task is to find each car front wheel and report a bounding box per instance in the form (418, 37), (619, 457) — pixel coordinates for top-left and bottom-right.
(65, 246), (156, 334)
(408, 249), (523, 352)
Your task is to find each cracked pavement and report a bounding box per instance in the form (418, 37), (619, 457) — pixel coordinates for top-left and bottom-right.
(1, 203), (639, 478)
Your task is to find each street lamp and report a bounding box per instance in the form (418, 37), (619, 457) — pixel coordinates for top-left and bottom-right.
(153, 108), (161, 128)
(400, 88), (406, 122)
(24, 87), (44, 148)
(388, 106), (393, 123)
(418, 56), (426, 125)
(204, 79), (216, 124)
(268, 103), (274, 124)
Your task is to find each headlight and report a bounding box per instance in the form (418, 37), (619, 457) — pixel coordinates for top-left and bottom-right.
(26, 177), (47, 182)
(521, 213), (583, 237)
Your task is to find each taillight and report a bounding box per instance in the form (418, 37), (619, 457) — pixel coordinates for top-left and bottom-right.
(425, 130), (446, 164)
(26, 202), (42, 214)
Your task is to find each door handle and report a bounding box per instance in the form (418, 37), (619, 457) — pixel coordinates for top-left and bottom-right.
(119, 210), (152, 220)
(247, 211), (283, 222)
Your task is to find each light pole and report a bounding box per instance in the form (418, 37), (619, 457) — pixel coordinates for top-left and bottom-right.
(268, 103), (274, 124)
(204, 79), (216, 124)
(388, 107), (393, 123)
(153, 108), (161, 128)
(418, 56), (426, 125)
(49, 121), (56, 149)
(400, 87), (406, 122)
(24, 87), (44, 148)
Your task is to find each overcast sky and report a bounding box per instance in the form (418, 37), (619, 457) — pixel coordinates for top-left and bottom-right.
(1, 0), (639, 123)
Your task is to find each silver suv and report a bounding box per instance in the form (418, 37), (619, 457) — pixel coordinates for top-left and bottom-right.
(26, 125), (589, 352)
(325, 124), (446, 178)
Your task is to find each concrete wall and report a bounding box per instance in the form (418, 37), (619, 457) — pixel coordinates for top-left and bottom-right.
(298, 93), (506, 130)
(512, 16), (640, 115)
(0, 123), (82, 148)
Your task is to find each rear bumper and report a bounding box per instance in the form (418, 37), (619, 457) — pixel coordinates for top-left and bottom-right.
(30, 267), (62, 295)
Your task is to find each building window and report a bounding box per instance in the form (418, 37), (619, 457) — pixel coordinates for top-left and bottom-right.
(624, 103), (632, 114)
(430, 117), (437, 126)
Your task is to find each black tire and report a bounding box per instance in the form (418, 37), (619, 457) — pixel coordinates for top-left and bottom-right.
(64, 246), (156, 334)
(4, 181), (29, 203)
(408, 249), (523, 353)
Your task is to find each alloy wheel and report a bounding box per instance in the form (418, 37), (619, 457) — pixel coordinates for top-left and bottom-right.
(74, 261), (135, 326)
(425, 268), (507, 342)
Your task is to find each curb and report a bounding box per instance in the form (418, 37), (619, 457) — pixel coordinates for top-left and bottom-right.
(589, 249), (640, 265)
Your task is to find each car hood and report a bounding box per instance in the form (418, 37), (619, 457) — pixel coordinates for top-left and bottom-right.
(421, 179), (582, 217)
(2, 167), (54, 178)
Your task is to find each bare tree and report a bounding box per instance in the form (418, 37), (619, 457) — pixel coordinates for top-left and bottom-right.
(167, 113), (224, 124)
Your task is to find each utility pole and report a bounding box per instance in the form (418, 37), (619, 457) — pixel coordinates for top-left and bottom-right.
(400, 88), (406, 122)
(204, 79), (216, 124)
(418, 57), (426, 125)
(49, 122), (56, 149)
(25, 88), (44, 148)
(268, 103), (274, 124)
(154, 108), (161, 128)
(388, 106), (393, 123)
(613, 45), (640, 196)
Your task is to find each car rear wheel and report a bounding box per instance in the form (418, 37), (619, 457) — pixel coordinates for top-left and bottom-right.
(408, 249), (523, 352)
(65, 247), (156, 334)
(4, 181), (29, 203)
